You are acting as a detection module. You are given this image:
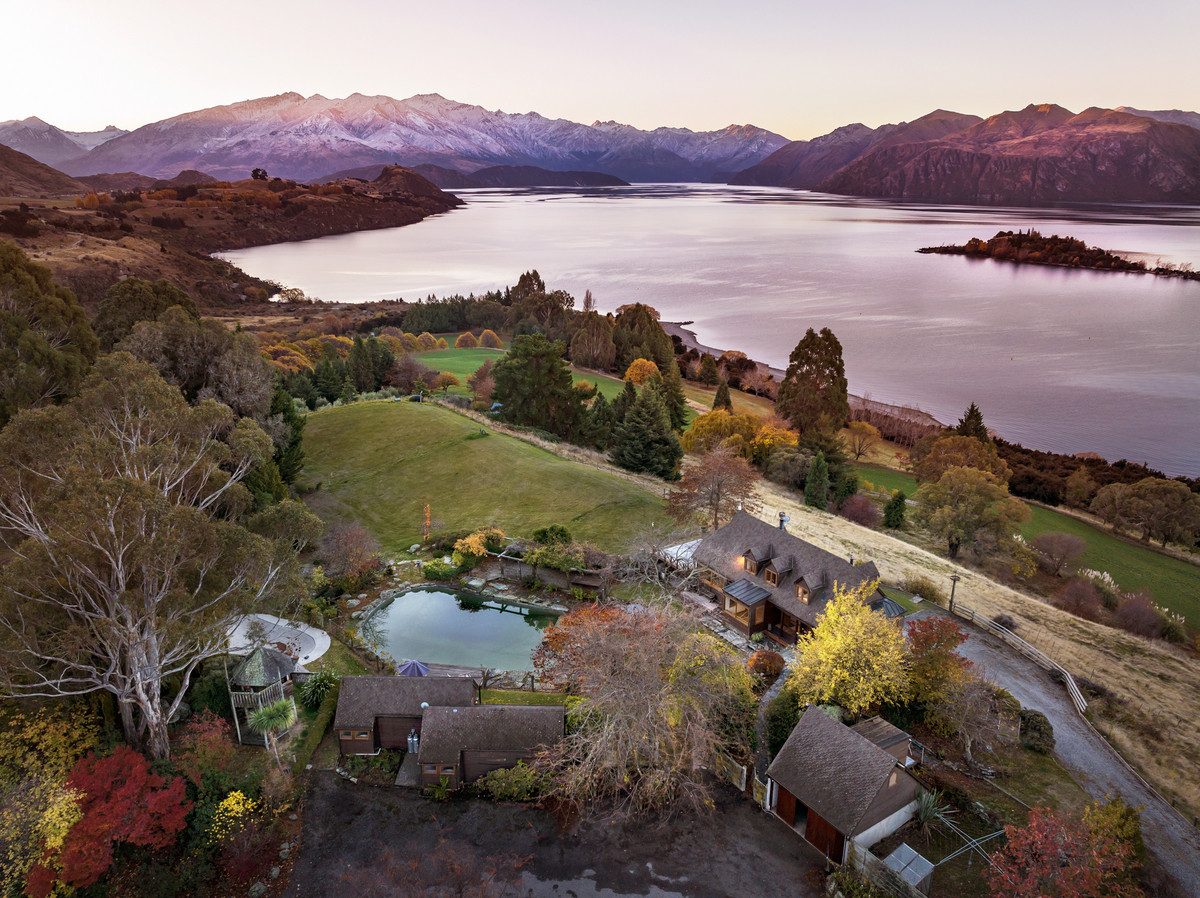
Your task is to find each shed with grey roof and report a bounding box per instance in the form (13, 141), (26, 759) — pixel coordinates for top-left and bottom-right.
(417, 705), (565, 786)
(766, 706), (921, 862)
(334, 675), (479, 755)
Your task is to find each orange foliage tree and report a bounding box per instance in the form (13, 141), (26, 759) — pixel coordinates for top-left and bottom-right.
(623, 358), (660, 385)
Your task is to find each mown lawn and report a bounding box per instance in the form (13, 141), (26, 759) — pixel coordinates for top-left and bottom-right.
(302, 400), (671, 554)
(856, 463), (1200, 624)
(481, 688), (569, 705)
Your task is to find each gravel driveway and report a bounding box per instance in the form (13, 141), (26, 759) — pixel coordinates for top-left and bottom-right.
(911, 610), (1200, 897)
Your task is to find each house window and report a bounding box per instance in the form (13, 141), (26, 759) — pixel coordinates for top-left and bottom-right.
(724, 596), (750, 625)
(441, 766), (455, 776)
(743, 556), (758, 575)
(422, 765), (437, 775)
(764, 569), (778, 586)
(797, 584), (809, 604)
(355, 730), (370, 740)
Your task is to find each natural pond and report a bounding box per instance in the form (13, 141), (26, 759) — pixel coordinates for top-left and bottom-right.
(358, 587), (558, 671)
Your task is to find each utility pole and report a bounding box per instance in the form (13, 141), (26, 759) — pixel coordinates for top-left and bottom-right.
(949, 573), (961, 614)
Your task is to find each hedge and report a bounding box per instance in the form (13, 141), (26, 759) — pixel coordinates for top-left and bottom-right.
(292, 679), (340, 773)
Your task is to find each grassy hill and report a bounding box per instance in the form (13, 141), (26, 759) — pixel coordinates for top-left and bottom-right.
(302, 400), (670, 554)
(856, 463), (1200, 625)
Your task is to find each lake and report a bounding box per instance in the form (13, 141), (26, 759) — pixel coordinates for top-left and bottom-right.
(220, 186), (1200, 475)
(359, 587), (557, 671)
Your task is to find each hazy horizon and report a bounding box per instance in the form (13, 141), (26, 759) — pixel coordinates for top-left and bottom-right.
(4, 0), (1198, 138)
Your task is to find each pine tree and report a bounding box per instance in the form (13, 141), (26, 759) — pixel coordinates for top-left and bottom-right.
(612, 378), (638, 424)
(611, 387), (683, 480)
(314, 355), (342, 402)
(698, 354), (720, 385)
(584, 392), (617, 450)
(713, 379), (733, 412)
(491, 333), (583, 440)
(338, 377), (357, 405)
(270, 384), (305, 483)
(883, 490), (907, 528)
(659, 361), (689, 430)
(804, 451), (830, 509)
(955, 402), (989, 442)
(347, 336), (374, 392)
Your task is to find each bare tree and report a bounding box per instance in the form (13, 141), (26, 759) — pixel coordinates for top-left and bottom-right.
(611, 525), (704, 600)
(321, 522), (383, 589)
(1031, 532), (1087, 576)
(930, 673), (1017, 766)
(843, 420), (881, 461)
(668, 446), (760, 531)
(534, 605), (756, 821)
(0, 355), (321, 759)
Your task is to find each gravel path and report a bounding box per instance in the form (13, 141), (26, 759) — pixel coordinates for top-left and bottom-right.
(910, 610), (1200, 897)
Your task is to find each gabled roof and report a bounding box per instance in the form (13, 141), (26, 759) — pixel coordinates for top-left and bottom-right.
(334, 675), (478, 728)
(767, 706), (907, 836)
(694, 512), (883, 626)
(851, 716), (911, 753)
(418, 705), (565, 765)
(230, 647), (296, 688)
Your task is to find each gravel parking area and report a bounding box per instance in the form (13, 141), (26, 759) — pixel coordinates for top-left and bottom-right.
(288, 772), (824, 898)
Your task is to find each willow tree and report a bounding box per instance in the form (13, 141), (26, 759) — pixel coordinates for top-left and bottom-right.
(0, 354), (321, 759)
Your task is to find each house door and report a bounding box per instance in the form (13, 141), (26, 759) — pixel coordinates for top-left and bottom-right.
(776, 786), (798, 826)
(805, 810), (845, 861)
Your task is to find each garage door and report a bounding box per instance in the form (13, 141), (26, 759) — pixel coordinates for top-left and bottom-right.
(376, 716), (420, 749)
(462, 750), (527, 782)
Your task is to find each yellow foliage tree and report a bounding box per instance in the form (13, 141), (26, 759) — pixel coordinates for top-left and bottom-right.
(748, 420), (798, 466)
(680, 410), (764, 455)
(208, 790), (258, 843)
(453, 527), (506, 561)
(435, 337), (449, 350)
(478, 329), (502, 348)
(787, 580), (909, 716)
(455, 331), (479, 349)
(624, 358), (660, 385)
(417, 332), (438, 351)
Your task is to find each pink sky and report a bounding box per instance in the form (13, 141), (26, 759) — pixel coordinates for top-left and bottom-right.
(5, 0), (1198, 137)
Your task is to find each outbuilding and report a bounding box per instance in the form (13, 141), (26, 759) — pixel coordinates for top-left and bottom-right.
(417, 704), (565, 787)
(334, 675), (479, 755)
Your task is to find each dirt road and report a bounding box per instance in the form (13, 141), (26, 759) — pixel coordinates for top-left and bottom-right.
(911, 611), (1200, 897)
(289, 772), (824, 898)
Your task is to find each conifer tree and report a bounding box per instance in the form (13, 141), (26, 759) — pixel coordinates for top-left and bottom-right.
(698, 353), (720, 385)
(491, 333), (583, 440)
(659, 361), (689, 430)
(270, 384), (305, 483)
(883, 490), (907, 528)
(611, 388), (682, 480)
(712, 379), (733, 412)
(955, 402), (989, 442)
(338, 377), (357, 405)
(776, 327), (849, 434)
(348, 336), (374, 392)
(805, 451), (830, 509)
(612, 378), (638, 424)
(314, 354), (343, 402)
(584, 392), (617, 450)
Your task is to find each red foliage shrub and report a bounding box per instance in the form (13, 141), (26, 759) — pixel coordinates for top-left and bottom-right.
(173, 710), (236, 787)
(1056, 577), (1102, 622)
(747, 650), (787, 678)
(839, 494), (880, 528)
(1115, 591), (1164, 639)
(31, 746), (192, 893)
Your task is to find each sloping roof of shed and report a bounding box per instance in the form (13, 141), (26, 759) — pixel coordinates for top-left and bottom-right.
(418, 705), (565, 764)
(851, 716), (911, 752)
(334, 676), (478, 728)
(766, 706), (900, 836)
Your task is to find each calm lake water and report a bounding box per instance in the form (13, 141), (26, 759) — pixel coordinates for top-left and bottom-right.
(221, 186), (1200, 475)
(359, 587), (556, 670)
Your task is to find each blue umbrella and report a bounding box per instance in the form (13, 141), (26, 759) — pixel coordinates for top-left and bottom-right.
(397, 659), (429, 677)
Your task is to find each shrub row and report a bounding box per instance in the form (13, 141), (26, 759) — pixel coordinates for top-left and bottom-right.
(291, 679), (340, 773)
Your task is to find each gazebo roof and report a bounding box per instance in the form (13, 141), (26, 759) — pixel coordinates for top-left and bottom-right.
(230, 647), (296, 688)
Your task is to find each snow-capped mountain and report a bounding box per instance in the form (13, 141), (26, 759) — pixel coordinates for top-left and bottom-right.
(58, 92), (789, 182)
(0, 117), (127, 166)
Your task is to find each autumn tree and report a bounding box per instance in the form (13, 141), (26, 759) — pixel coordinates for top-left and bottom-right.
(467, 357), (495, 405)
(0, 242), (98, 428)
(1031, 532), (1087, 576)
(787, 580), (909, 716)
(624, 357), (659, 385)
(668, 446), (760, 529)
(775, 327), (849, 434)
(0, 354), (321, 758)
(954, 402), (989, 441)
(609, 387), (682, 480)
(987, 806), (1143, 898)
(1057, 577), (1103, 620)
(321, 522), (382, 589)
(747, 419), (798, 467)
(912, 434), (1011, 484)
(929, 673), (1016, 765)
(25, 746), (191, 896)
(455, 330), (478, 348)
(712, 379), (733, 412)
(568, 311), (617, 370)
(913, 466), (1029, 558)
(906, 617), (971, 705)
(680, 409), (762, 455)
(843, 420), (880, 461)
(478, 328), (502, 348)
(492, 334), (583, 440)
(172, 711), (237, 788)
(534, 605), (756, 819)
(433, 371), (459, 394)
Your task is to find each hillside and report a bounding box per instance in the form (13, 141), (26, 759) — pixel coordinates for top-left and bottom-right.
(0, 144), (90, 196)
(57, 92), (788, 182)
(0, 165), (461, 304)
(0, 116), (126, 166)
(78, 171), (156, 191)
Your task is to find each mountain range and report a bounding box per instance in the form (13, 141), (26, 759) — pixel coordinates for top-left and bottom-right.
(736, 104), (1200, 205)
(3, 93), (1199, 205)
(50, 92), (788, 183)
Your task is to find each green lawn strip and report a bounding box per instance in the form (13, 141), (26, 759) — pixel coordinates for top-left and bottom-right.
(310, 637), (370, 676)
(878, 585), (925, 615)
(481, 688), (569, 706)
(302, 400), (671, 555)
(856, 464), (1200, 623)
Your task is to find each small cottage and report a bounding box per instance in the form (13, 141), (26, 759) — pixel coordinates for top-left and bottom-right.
(766, 706), (922, 863)
(692, 511), (903, 645)
(227, 646), (301, 747)
(417, 704), (566, 787)
(334, 675), (479, 755)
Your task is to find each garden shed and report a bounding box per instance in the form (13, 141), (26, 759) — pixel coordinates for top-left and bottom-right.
(417, 704), (565, 787)
(334, 675), (479, 755)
